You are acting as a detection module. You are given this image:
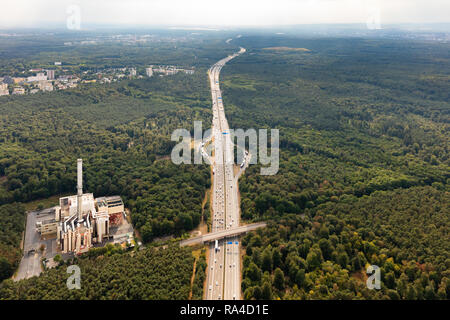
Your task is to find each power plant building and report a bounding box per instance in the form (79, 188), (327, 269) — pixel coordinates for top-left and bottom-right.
(37, 159), (126, 255)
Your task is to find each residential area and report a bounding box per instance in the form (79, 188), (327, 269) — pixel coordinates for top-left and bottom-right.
(0, 63), (195, 96)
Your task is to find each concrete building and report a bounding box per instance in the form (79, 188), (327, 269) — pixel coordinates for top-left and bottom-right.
(13, 77), (26, 84)
(146, 67), (153, 77)
(37, 159), (126, 255)
(151, 65), (194, 76)
(96, 196), (125, 226)
(12, 87), (25, 95)
(37, 80), (53, 92)
(36, 217), (58, 235)
(27, 72), (47, 82)
(0, 83), (8, 96)
(2, 76), (13, 84)
(165, 67), (178, 75)
(129, 68), (137, 77)
(46, 69), (55, 80)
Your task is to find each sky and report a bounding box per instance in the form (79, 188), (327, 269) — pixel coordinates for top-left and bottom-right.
(0, 0), (449, 29)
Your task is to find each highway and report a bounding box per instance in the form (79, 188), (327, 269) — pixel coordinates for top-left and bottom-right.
(205, 47), (246, 300)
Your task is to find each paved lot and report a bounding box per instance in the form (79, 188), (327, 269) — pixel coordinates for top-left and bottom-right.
(15, 208), (59, 281)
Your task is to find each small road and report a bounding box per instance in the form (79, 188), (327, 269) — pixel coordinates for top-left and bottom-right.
(180, 222), (267, 246)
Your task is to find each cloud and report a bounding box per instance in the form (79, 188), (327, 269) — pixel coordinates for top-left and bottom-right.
(0, 0), (449, 28)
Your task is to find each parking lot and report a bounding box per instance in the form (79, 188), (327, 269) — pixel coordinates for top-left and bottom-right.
(15, 207), (59, 281)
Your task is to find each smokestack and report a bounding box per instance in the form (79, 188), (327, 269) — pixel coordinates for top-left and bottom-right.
(77, 159), (83, 221)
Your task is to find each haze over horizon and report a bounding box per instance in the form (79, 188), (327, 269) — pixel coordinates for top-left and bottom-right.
(1, 0), (449, 29)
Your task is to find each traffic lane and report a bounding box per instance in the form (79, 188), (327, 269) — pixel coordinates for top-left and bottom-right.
(223, 237), (239, 300)
(208, 130), (225, 299)
(207, 243), (214, 299)
(210, 240), (225, 300)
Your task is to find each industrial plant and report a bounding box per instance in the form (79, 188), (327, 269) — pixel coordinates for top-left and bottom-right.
(36, 159), (129, 255)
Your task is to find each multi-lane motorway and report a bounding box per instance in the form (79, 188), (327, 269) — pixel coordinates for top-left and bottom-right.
(206, 47), (246, 300)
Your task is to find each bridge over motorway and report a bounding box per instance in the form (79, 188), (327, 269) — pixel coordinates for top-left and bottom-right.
(180, 222), (267, 247)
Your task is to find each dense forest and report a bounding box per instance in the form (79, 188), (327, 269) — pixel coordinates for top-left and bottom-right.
(0, 204), (26, 282)
(241, 187), (449, 299)
(221, 36), (449, 299)
(0, 245), (196, 299)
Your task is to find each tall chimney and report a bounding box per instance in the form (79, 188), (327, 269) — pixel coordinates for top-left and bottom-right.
(77, 159), (83, 221)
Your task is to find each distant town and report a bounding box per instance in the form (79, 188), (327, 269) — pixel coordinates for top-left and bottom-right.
(0, 62), (195, 96)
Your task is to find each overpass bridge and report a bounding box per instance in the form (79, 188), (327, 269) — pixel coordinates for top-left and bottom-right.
(180, 222), (267, 247)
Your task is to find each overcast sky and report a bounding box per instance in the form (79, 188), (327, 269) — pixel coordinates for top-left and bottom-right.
(0, 0), (448, 28)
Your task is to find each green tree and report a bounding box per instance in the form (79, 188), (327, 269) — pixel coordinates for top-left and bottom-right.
(306, 248), (323, 271)
(274, 268), (285, 291)
(0, 257), (12, 281)
(272, 248), (282, 269)
(262, 282), (273, 300)
(295, 269), (306, 288)
(261, 248), (273, 272)
(245, 262), (262, 282)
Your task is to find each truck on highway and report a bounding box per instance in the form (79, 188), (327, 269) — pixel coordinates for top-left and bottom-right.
(215, 239), (220, 252)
